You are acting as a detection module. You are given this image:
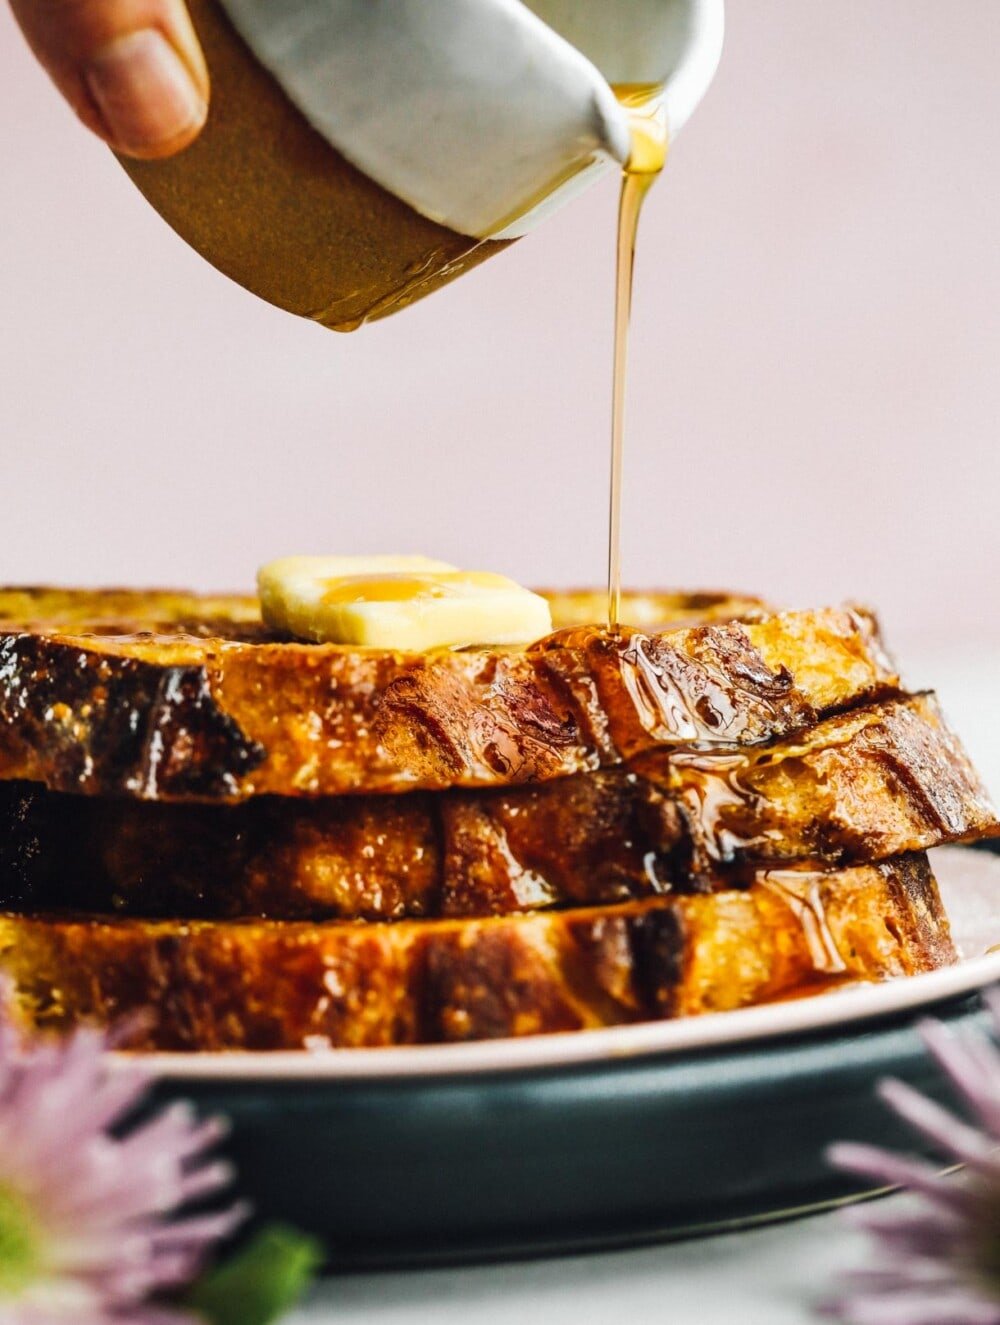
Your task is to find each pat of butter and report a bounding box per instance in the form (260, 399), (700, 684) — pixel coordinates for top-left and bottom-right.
(258, 555), (553, 650)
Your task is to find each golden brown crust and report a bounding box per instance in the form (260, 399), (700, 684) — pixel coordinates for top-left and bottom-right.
(1, 696), (991, 921)
(0, 589), (900, 801)
(0, 855), (954, 1051)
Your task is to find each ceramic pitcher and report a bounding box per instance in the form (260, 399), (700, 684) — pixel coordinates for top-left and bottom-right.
(122, 0), (724, 329)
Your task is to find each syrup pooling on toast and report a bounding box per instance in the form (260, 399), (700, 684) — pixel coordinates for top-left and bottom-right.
(608, 86), (668, 629)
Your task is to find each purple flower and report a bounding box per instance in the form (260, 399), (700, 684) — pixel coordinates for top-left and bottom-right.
(823, 987), (1000, 1325)
(0, 995), (247, 1323)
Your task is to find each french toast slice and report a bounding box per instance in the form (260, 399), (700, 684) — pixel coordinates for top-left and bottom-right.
(0, 586), (765, 634)
(0, 587), (900, 800)
(0, 696), (990, 921)
(0, 854), (954, 1050)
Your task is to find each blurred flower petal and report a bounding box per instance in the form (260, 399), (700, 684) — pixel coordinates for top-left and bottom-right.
(0, 1006), (248, 1321)
(822, 988), (1000, 1325)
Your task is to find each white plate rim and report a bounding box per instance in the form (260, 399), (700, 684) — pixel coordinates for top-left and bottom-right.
(119, 949), (1000, 1083)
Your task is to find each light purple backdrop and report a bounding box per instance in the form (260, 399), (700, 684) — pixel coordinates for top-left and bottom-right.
(3, 0), (998, 656)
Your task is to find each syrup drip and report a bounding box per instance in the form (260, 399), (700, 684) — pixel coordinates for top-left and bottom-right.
(759, 870), (849, 976)
(608, 86), (669, 629)
(617, 634), (743, 745)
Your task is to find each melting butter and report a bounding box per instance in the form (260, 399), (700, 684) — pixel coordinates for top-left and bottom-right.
(258, 555), (552, 650)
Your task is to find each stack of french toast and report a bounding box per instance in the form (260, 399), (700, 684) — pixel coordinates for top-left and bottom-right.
(0, 585), (996, 1052)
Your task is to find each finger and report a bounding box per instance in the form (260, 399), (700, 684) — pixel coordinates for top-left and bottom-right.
(9, 0), (210, 158)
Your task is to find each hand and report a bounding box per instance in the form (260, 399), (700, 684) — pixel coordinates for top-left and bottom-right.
(10, 0), (209, 158)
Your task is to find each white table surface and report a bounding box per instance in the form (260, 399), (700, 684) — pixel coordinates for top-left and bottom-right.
(286, 639), (992, 1324)
(289, 1206), (874, 1323)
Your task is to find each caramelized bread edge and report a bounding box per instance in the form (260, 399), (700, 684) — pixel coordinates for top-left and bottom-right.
(0, 854), (953, 1050)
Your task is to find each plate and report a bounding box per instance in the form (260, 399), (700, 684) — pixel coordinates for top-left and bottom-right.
(141, 846), (1000, 1265)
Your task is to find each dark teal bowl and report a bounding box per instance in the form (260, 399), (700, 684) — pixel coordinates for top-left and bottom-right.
(150, 993), (987, 1267)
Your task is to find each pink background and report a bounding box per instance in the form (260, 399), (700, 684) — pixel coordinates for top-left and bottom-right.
(3, 0), (999, 662)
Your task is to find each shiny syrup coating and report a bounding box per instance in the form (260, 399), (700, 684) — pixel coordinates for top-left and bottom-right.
(638, 692), (999, 877)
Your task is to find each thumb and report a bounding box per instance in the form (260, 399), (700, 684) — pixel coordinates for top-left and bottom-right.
(9, 0), (209, 159)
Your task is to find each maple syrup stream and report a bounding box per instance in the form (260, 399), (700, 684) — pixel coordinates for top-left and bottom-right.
(608, 86), (668, 629)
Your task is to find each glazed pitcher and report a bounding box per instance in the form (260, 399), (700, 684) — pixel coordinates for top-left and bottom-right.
(122, 0), (724, 329)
